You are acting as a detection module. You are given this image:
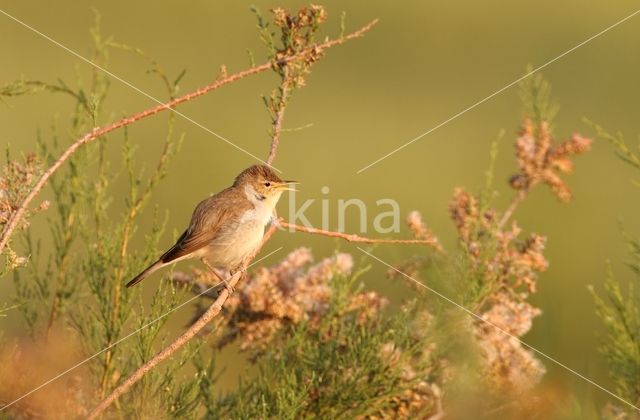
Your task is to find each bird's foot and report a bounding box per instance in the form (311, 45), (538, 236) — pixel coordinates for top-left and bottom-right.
(223, 279), (235, 295)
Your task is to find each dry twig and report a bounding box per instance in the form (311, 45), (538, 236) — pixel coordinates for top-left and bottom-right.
(266, 67), (291, 166)
(278, 219), (441, 248)
(88, 274), (236, 419)
(497, 189), (528, 230)
(87, 225), (278, 419)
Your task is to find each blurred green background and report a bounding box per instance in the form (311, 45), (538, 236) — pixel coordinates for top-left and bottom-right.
(1, 0), (639, 410)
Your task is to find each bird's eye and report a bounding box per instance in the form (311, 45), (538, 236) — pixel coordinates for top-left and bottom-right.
(264, 182), (271, 187)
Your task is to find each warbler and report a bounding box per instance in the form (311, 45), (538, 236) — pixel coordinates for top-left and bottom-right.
(126, 165), (296, 291)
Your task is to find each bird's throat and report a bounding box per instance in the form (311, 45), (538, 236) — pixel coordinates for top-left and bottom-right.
(243, 185), (282, 225)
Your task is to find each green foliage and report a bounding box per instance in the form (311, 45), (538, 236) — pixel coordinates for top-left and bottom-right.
(209, 274), (441, 419)
(117, 282), (204, 418)
(251, 6), (277, 57)
(448, 150), (503, 313)
(3, 16), (200, 418)
(12, 40), (105, 337)
(590, 267), (640, 406)
(0, 303), (17, 340)
(590, 124), (640, 414)
(589, 122), (640, 172)
(62, 44), (193, 417)
(0, 150), (45, 275)
(0, 79), (97, 120)
(0, 302), (16, 317)
(519, 65), (559, 127)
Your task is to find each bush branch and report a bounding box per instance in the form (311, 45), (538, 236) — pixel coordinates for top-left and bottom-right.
(266, 68), (291, 166)
(278, 219), (441, 248)
(87, 224), (278, 419)
(87, 274), (241, 419)
(497, 188), (528, 230)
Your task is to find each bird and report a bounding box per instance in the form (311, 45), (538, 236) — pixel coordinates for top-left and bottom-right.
(125, 164), (296, 291)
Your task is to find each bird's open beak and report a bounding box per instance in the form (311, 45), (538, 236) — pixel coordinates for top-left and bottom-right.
(277, 180), (299, 192)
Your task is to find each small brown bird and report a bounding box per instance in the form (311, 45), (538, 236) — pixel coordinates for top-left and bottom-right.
(126, 165), (296, 290)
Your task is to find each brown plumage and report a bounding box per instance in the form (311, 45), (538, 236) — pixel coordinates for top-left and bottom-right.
(126, 165), (296, 289)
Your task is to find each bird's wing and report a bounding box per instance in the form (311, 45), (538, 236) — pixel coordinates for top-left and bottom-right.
(160, 189), (248, 263)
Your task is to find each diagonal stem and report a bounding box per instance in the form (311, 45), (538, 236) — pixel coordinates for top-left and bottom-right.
(497, 188), (529, 230)
(87, 225), (278, 419)
(266, 67), (292, 166)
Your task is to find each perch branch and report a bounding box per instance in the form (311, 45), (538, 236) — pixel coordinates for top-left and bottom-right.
(0, 19), (378, 256)
(87, 224), (278, 419)
(88, 274), (241, 419)
(278, 219), (441, 248)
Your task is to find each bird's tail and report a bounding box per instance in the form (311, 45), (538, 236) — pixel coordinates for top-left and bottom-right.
(126, 260), (164, 288)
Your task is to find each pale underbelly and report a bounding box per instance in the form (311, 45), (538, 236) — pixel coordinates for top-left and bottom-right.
(200, 222), (265, 270)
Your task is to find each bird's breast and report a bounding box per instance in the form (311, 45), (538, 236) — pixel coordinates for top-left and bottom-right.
(203, 206), (270, 269)
(238, 202), (274, 226)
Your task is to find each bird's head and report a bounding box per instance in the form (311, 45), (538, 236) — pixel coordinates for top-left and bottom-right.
(234, 164), (297, 207)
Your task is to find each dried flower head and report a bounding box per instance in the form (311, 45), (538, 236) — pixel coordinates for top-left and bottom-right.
(449, 183), (549, 396)
(375, 330), (444, 418)
(346, 291), (388, 325)
(0, 153), (44, 231)
(363, 305), (448, 419)
(490, 225), (549, 295)
(380, 381), (443, 419)
(219, 248), (386, 351)
(386, 256), (425, 285)
(475, 292), (545, 393)
(449, 188), (495, 257)
(5, 248), (29, 271)
(449, 187), (548, 295)
(270, 5), (328, 87)
(510, 119), (592, 202)
(387, 212), (442, 284)
(0, 153), (47, 270)
(406, 210), (442, 252)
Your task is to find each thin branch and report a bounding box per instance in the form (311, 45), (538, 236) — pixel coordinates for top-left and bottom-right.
(266, 67), (291, 166)
(44, 213), (75, 341)
(0, 66), (266, 255)
(281, 123), (314, 133)
(100, 126), (178, 397)
(497, 188), (528, 230)
(87, 224), (278, 419)
(278, 219), (441, 248)
(88, 274), (240, 419)
(0, 19), (378, 256)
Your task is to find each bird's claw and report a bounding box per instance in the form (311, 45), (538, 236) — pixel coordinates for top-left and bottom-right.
(223, 279), (235, 295)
